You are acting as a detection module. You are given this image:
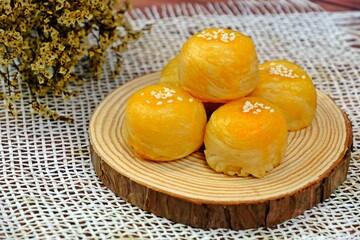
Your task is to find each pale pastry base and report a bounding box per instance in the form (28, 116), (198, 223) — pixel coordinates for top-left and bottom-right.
(204, 130), (287, 178)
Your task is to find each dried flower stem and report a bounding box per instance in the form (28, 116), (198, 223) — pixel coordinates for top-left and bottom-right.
(0, 0), (150, 122)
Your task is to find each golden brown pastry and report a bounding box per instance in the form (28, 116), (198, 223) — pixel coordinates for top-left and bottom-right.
(178, 28), (259, 103)
(159, 55), (223, 117)
(204, 97), (288, 178)
(249, 60), (317, 131)
(123, 83), (207, 161)
(159, 56), (181, 87)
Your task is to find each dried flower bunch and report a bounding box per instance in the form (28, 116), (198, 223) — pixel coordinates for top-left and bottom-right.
(0, 0), (148, 122)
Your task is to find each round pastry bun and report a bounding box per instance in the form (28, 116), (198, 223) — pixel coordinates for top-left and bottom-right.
(123, 83), (207, 161)
(204, 97), (288, 178)
(249, 60), (317, 131)
(159, 56), (224, 117)
(159, 56), (181, 87)
(178, 28), (259, 103)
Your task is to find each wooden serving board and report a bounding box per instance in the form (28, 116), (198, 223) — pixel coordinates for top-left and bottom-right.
(89, 72), (352, 230)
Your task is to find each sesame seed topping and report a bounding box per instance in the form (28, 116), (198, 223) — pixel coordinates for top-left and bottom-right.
(140, 92), (144, 96)
(220, 33), (229, 42)
(150, 87), (175, 100)
(269, 64), (299, 79)
(302, 75), (306, 79)
(197, 29), (236, 43)
(167, 99), (173, 103)
(189, 98), (194, 102)
(145, 100), (150, 104)
(242, 101), (275, 114)
(157, 101), (163, 105)
(177, 97), (183, 101)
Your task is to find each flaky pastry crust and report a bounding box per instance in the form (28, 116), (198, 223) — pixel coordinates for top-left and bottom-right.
(204, 97), (288, 178)
(123, 84), (207, 161)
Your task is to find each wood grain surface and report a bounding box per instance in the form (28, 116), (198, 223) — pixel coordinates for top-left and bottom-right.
(89, 72), (352, 229)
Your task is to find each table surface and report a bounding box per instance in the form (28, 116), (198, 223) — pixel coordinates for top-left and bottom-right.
(132, 0), (360, 11)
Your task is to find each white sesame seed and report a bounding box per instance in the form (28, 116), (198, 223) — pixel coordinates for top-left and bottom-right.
(197, 29), (236, 42)
(243, 101), (275, 114)
(220, 35), (229, 42)
(145, 100), (150, 104)
(302, 75), (306, 79)
(189, 98), (194, 102)
(177, 97), (183, 101)
(150, 88), (175, 100)
(167, 99), (173, 103)
(269, 64), (299, 79)
(140, 92), (144, 96)
(270, 109), (275, 113)
(157, 101), (163, 105)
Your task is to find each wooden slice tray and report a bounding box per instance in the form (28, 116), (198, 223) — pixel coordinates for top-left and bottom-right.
(89, 72), (352, 230)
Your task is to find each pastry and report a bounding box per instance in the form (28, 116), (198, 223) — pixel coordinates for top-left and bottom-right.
(178, 28), (259, 102)
(159, 56), (181, 86)
(204, 97), (288, 178)
(249, 60), (317, 131)
(159, 56), (223, 117)
(123, 83), (207, 161)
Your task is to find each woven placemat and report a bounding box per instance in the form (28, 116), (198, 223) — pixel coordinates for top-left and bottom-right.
(1, 0), (359, 239)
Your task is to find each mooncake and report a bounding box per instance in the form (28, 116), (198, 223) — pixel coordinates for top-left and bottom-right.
(204, 97), (288, 178)
(249, 60), (317, 131)
(178, 28), (259, 102)
(159, 56), (181, 87)
(123, 83), (207, 161)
